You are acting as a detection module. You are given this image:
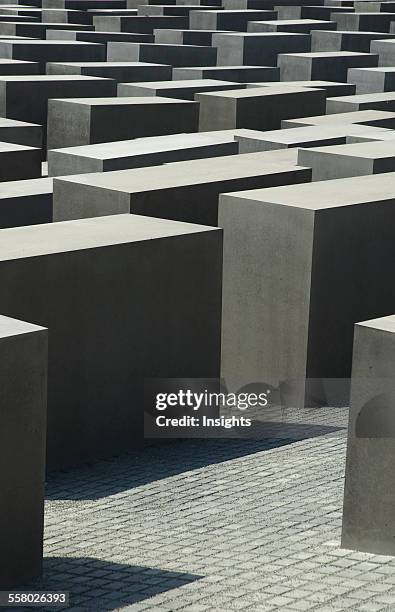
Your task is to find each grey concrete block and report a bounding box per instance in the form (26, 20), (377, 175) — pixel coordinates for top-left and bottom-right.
(247, 18), (336, 32)
(41, 8), (92, 24)
(0, 21), (95, 39)
(106, 41), (217, 66)
(47, 130), (253, 175)
(47, 96), (199, 149)
(137, 4), (221, 16)
(154, 27), (228, 45)
(298, 139), (395, 179)
(311, 30), (395, 53)
(0, 315), (47, 587)
(276, 4), (353, 19)
(172, 64), (280, 81)
(355, 0), (395, 10)
(235, 123), (389, 151)
(0, 40), (106, 71)
(348, 66), (395, 93)
(0, 141), (41, 181)
(190, 9), (277, 31)
(278, 51), (378, 83)
(92, 15), (189, 34)
(327, 91), (395, 113)
(0, 215), (222, 468)
(52, 152), (311, 225)
(332, 11), (395, 31)
(118, 78), (246, 99)
(370, 38), (395, 67)
(196, 86), (326, 131)
(0, 58), (40, 74)
(282, 108), (395, 128)
(46, 61), (172, 82)
(213, 32), (311, 66)
(0, 75), (116, 153)
(0, 116), (41, 148)
(0, 177), (52, 227)
(45, 29), (154, 44)
(342, 315), (395, 555)
(219, 172), (395, 407)
(247, 79), (356, 95)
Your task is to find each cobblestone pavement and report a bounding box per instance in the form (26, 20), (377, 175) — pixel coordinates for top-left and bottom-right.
(18, 407), (395, 612)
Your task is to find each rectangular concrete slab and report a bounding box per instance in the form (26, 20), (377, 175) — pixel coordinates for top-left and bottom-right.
(0, 214), (222, 468)
(45, 29), (153, 44)
(342, 314), (395, 555)
(47, 129), (260, 175)
(106, 41), (217, 66)
(46, 60), (172, 82)
(298, 139), (395, 179)
(348, 66), (395, 93)
(247, 18), (336, 32)
(189, 9), (277, 31)
(327, 91), (395, 113)
(0, 40), (106, 70)
(118, 78), (246, 100)
(213, 32), (311, 66)
(235, 123), (391, 151)
(0, 315), (47, 587)
(248, 79), (356, 96)
(278, 51), (378, 82)
(282, 108), (395, 128)
(196, 86), (326, 131)
(51, 152), (312, 225)
(92, 15), (189, 34)
(311, 30), (395, 53)
(219, 172), (395, 407)
(0, 177), (52, 227)
(172, 64), (280, 81)
(47, 96), (199, 149)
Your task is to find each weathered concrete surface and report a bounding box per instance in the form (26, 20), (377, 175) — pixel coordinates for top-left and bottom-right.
(219, 173), (395, 407)
(47, 96), (199, 149)
(0, 214), (222, 469)
(342, 314), (395, 555)
(0, 315), (47, 588)
(51, 152), (311, 225)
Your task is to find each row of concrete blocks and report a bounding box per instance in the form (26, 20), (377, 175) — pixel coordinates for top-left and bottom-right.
(5, 171), (395, 584)
(1, 32), (395, 73)
(0, 110), (395, 221)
